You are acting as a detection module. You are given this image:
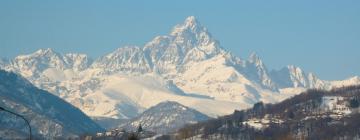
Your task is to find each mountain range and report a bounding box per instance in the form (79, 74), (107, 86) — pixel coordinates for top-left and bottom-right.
(1, 16), (359, 124)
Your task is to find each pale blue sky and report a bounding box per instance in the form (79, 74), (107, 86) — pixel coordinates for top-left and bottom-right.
(0, 1), (359, 80)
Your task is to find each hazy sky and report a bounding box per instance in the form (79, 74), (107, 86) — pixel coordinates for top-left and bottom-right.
(0, 1), (359, 80)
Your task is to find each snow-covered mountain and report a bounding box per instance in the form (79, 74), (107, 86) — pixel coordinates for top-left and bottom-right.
(122, 101), (210, 134)
(1, 16), (359, 122)
(0, 70), (103, 139)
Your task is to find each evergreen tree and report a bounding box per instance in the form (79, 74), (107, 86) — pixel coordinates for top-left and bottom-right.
(349, 98), (359, 108)
(128, 133), (139, 140)
(137, 124), (143, 133)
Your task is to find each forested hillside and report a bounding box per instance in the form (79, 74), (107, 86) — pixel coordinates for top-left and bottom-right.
(176, 85), (360, 140)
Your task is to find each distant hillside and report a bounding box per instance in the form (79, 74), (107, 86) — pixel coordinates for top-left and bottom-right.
(122, 101), (210, 134)
(175, 85), (360, 140)
(0, 69), (103, 139)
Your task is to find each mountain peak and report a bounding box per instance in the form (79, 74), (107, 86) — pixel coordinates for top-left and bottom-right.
(124, 101), (210, 134)
(249, 52), (261, 63)
(184, 16), (199, 27)
(170, 16), (206, 36)
(15, 48), (60, 60)
(166, 16), (223, 55)
(156, 100), (185, 108)
(287, 65), (302, 71)
(35, 48), (55, 55)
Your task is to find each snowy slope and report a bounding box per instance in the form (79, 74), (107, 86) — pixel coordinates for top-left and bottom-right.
(0, 70), (103, 139)
(1, 16), (359, 122)
(123, 101), (210, 134)
(72, 73), (251, 119)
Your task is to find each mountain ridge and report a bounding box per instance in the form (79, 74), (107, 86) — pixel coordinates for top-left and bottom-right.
(0, 69), (103, 139)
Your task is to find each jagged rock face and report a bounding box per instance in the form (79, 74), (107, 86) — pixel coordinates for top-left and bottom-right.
(270, 65), (327, 89)
(123, 101), (210, 134)
(0, 70), (103, 139)
(63, 53), (92, 71)
(11, 49), (66, 78)
(92, 46), (152, 73)
(9, 48), (91, 79)
(142, 16), (225, 74)
(1, 16), (359, 121)
(240, 53), (277, 91)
